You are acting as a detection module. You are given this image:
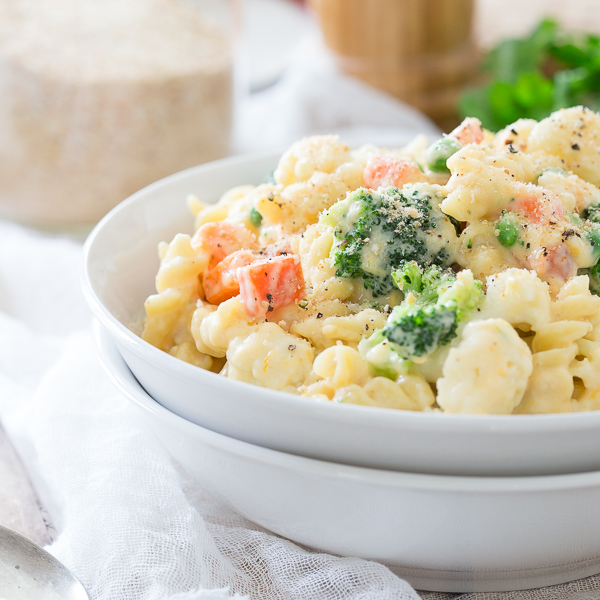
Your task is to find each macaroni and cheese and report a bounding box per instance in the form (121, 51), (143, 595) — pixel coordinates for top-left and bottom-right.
(142, 106), (600, 415)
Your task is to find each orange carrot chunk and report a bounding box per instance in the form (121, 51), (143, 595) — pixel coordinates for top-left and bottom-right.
(204, 250), (257, 305)
(513, 189), (563, 225)
(449, 117), (484, 146)
(363, 155), (422, 190)
(191, 221), (257, 269)
(237, 255), (305, 317)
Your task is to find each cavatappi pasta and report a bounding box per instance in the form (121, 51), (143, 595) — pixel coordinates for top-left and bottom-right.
(142, 106), (600, 414)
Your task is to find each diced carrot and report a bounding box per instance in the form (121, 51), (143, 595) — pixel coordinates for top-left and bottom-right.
(237, 255), (305, 317)
(513, 189), (563, 225)
(449, 117), (484, 146)
(363, 155), (423, 190)
(191, 221), (257, 269)
(203, 250), (257, 305)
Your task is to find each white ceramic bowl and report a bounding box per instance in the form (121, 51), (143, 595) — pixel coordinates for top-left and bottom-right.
(82, 152), (600, 477)
(93, 319), (600, 594)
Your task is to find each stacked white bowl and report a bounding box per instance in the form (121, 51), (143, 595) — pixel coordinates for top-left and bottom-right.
(82, 154), (600, 594)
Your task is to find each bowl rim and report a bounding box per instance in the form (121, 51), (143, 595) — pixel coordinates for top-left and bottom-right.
(82, 151), (600, 434)
(93, 318), (600, 492)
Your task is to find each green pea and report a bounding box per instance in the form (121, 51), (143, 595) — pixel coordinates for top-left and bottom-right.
(249, 206), (263, 227)
(495, 213), (519, 247)
(426, 137), (462, 173)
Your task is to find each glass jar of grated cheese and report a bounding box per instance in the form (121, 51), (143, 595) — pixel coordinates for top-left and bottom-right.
(0, 0), (237, 228)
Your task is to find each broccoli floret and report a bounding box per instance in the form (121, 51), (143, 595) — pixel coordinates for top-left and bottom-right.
(581, 262), (600, 296)
(321, 184), (458, 297)
(435, 268), (484, 322)
(359, 264), (482, 373)
(383, 303), (458, 359)
(582, 203), (600, 224)
(383, 263), (482, 360)
(586, 223), (600, 260)
(392, 261), (456, 304)
(392, 260), (423, 296)
(577, 219), (600, 295)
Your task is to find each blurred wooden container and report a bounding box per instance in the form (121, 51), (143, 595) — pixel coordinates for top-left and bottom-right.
(310, 0), (477, 130)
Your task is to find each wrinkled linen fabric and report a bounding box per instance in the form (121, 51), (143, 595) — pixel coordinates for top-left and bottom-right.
(422, 585), (600, 600)
(0, 220), (422, 600)
(1, 37), (600, 600)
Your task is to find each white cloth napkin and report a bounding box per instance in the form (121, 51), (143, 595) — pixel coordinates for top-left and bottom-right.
(0, 216), (424, 600)
(1, 36), (599, 600)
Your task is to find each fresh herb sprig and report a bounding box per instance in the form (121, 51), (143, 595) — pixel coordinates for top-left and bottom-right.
(459, 19), (600, 131)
